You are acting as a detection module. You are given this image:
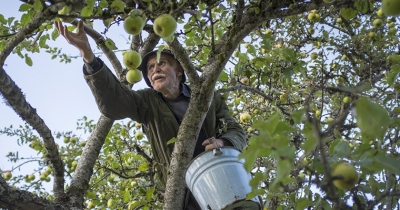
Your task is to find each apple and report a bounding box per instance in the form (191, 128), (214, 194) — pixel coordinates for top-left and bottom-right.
(58, 6), (74, 23)
(336, 18), (342, 24)
(244, 43), (250, 48)
(369, 32), (376, 40)
(343, 96), (351, 103)
(280, 94), (288, 102)
(135, 131), (144, 140)
(3, 171), (12, 180)
(307, 27), (315, 35)
(40, 172), (48, 180)
(349, 143), (354, 150)
(87, 201), (96, 209)
(63, 137), (70, 144)
(307, 12), (316, 21)
(135, 123), (142, 128)
(124, 16), (145, 35)
(86, 191), (96, 199)
(241, 77), (250, 85)
(107, 198), (114, 208)
(388, 22), (395, 28)
(46, 167), (52, 174)
(377, 9), (384, 17)
(382, 0), (400, 16)
(315, 110), (321, 117)
(45, 176), (51, 182)
(247, 127), (254, 133)
(310, 52), (318, 60)
(70, 137), (77, 144)
(298, 173), (305, 180)
(303, 157), (311, 164)
(131, 181), (137, 187)
(388, 27), (397, 36)
(373, 18), (383, 28)
(71, 160), (78, 167)
(342, 55), (347, 60)
(240, 112), (251, 123)
(233, 51), (239, 57)
(153, 14), (177, 38)
(332, 162), (358, 190)
(126, 69), (142, 84)
(326, 116), (334, 123)
(123, 50), (142, 69)
(79, 141), (86, 147)
(265, 29), (272, 35)
(28, 174), (35, 181)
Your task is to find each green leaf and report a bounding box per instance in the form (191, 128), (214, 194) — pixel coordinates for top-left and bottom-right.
(301, 122), (317, 154)
(104, 38), (117, 50)
(146, 187), (155, 201)
(20, 13), (32, 27)
(218, 71), (228, 82)
(387, 65), (400, 87)
(355, 98), (390, 141)
(166, 137), (176, 145)
(80, 6), (93, 17)
(291, 109), (305, 124)
(123, 190), (131, 202)
(138, 162), (148, 171)
(296, 198), (313, 210)
(333, 141), (351, 158)
(373, 155), (400, 174)
(341, 7), (357, 20)
(19, 4), (33, 12)
(51, 29), (59, 40)
(25, 54), (33, 66)
(110, 0), (125, 12)
(33, 0), (43, 12)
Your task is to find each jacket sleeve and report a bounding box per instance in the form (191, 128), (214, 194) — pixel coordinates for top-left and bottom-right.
(214, 93), (246, 150)
(83, 59), (149, 123)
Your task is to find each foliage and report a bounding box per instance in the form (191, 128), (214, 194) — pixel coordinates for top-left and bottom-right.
(1, 0), (400, 209)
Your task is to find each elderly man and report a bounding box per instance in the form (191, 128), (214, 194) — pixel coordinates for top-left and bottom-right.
(55, 20), (246, 210)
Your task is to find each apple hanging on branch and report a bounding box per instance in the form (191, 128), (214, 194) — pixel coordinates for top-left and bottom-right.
(123, 50), (142, 69)
(153, 14), (177, 41)
(332, 162), (359, 190)
(126, 69), (142, 84)
(124, 9), (147, 35)
(381, 0), (400, 16)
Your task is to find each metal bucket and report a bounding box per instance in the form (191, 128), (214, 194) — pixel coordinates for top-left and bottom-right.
(185, 147), (261, 210)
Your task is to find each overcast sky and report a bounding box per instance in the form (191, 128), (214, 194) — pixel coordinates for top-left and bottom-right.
(0, 2), (148, 177)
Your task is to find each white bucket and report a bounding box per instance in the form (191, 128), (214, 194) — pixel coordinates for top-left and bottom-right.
(185, 147), (261, 210)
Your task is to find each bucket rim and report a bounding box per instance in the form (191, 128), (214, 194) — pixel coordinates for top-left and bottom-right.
(186, 146), (241, 168)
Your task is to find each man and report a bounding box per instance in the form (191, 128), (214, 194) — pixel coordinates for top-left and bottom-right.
(55, 20), (246, 209)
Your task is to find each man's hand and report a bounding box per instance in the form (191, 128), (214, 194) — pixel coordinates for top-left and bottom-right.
(54, 20), (94, 63)
(202, 137), (224, 151)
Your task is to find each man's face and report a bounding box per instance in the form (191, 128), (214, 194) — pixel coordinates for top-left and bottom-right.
(146, 54), (182, 92)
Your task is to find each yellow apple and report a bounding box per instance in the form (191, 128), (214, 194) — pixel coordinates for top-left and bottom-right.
(58, 6), (74, 23)
(126, 69), (142, 84)
(377, 9), (384, 17)
(123, 50), (142, 69)
(382, 0), (400, 16)
(336, 18), (342, 24)
(124, 16), (145, 35)
(369, 32), (376, 40)
(87, 201), (96, 209)
(326, 116), (334, 123)
(240, 112), (251, 123)
(28, 174), (35, 181)
(332, 162), (358, 190)
(315, 110), (321, 117)
(153, 14), (177, 38)
(3, 171), (12, 180)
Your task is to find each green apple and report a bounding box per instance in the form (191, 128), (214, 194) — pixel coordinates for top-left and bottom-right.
(107, 198), (114, 208)
(70, 137), (77, 144)
(280, 94), (288, 102)
(126, 69), (142, 84)
(388, 27), (397, 36)
(240, 112), (251, 123)
(79, 141), (86, 147)
(87, 201), (96, 209)
(58, 6), (74, 23)
(343, 96), (351, 103)
(124, 16), (145, 35)
(265, 29), (272, 35)
(3, 171), (12, 181)
(123, 50), (142, 69)
(307, 27), (315, 35)
(315, 110), (321, 117)
(40, 172), (48, 180)
(153, 14), (177, 38)
(373, 18), (383, 28)
(71, 160), (78, 167)
(45, 176), (51, 182)
(28, 174), (35, 181)
(298, 173), (305, 179)
(342, 54), (347, 60)
(86, 191), (96, 199)
(244, 43), (250, 48)
(135, 123), (142, 128)
(233, 51), (239, 57)
(336, 18), (342, 24)
(135, 131), (144, 140)
(382, 0), (400, 16)
(326, 117), (334, 123)
(377, 9), (384, 17)
(307, 12), (315, 21)
(310, 52), (318, 60)
(46, 167), (52, 174)
(388, 22), (395, 28)
(63, 137), (70, 143)
(369, 32), (376, 40)
(332, 162), (358, 190)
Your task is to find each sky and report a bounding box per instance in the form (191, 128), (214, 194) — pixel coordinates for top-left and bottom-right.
(0, 2), (148, 178)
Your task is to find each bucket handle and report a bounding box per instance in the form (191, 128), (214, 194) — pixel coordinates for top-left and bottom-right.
(213, 148), (223, 156)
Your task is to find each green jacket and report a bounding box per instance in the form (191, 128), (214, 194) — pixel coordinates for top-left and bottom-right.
(84, 61), (246, 187)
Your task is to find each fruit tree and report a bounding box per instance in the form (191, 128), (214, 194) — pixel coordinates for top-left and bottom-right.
(1, 0), (400, 209)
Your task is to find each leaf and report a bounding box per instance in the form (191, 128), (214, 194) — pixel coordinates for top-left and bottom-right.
(301, 122), (317, 154)
(80, 6), (93, 17)
(166, 137), (176, 145)
(33, 0), (43, 12)
(373, 155), (400, 174)
(124, 190), (131, 202)
(19, 4), (33, 12)
(25, 54), (33, 66)
(341, 8), (357, 20)
(104, 38), (117, 50)
(355, 98), (390, 141)
(218, 71), (228, 82)
(386, 65), (400, 87)
(296, 198), (313, 210)
(110, 0), (125, 12)
(291, 109), (305, 124)
(333, 141), (351, 158)
(146, 187), (155, 201)
(20, 13), (32, 27)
